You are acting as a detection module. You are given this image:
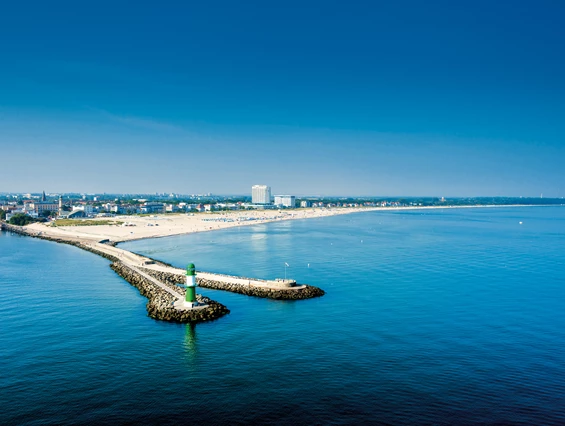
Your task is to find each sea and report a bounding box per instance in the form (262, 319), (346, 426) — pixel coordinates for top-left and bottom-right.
(1, 206), (564, 425)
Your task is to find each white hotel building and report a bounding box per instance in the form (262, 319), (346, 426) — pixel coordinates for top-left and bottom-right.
(252, 185), (272, 204)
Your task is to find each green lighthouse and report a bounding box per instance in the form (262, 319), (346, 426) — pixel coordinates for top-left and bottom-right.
(185, 263), (197, 307)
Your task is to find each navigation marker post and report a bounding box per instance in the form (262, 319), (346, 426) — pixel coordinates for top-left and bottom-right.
(185, 263), (198, 308)
(284, 262), (289, 280)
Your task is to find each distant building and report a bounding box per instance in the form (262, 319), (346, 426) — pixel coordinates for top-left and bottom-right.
(140, 202), (165, 214)
(113, 205), (140, 214)
(34, 201), (59, 215)
(72, 204), (94, 215)
(274, 195), (296, 208)
(166, 204), (181, 213)
(300, 200), (310, 208)
(252, 185), (271, 204)
(23, 200), (34, 213)
(67, 210), (86, 219)
(216, 203), (239, 210)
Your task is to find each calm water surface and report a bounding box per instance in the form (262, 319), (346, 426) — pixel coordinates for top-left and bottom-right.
(2, 207), (565, 424)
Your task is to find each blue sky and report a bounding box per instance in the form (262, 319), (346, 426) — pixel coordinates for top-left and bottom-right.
(1, 0), (564, 196)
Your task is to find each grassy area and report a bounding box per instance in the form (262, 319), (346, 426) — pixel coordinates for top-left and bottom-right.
(52, 219), (124, 227)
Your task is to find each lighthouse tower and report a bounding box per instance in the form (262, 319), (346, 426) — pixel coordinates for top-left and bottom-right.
(185, 263), (198, 308)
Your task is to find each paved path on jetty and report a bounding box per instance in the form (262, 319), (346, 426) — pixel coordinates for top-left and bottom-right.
(141, 263), (307, 291)
(76, 240), (305, 290)
(121, 263), (183, 300)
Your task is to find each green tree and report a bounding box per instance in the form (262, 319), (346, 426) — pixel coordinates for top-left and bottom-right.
(40, 210), (53, 218)
(8, 213), (36, 226)
(0, 210), (6, 220)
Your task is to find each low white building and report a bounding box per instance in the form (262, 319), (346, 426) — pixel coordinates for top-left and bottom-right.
(6, 210), (34, 221)
(73, 205), (94, 214)
(166, 204), (181, 213)
(274, 195), (296, 208)
(141, 202), (165, 214)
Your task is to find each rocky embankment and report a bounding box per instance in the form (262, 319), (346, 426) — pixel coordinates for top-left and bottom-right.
(143, 269), (326, 300)
(111, 262), (230, 323)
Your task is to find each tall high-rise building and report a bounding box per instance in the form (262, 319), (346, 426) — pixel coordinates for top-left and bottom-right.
(252, 185), (272, 204)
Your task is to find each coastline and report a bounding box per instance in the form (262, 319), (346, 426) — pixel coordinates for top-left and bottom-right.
(1, 203), (560, 322)
(18, 203), (560, 245)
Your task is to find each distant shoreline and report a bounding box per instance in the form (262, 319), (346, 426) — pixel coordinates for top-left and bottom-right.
(117, 203), (562, 244)
(5, 203), (560, 245)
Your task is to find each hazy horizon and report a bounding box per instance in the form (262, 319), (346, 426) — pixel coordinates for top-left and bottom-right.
(2, 191), (561, 200)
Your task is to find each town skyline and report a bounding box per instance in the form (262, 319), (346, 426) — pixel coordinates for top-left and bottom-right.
(1, 189), (561, 199)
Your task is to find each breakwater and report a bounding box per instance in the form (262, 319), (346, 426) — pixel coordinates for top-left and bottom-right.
(143, 269), (326, 300)
(2, 221), (325, 323)
(110, 262), (229, 322)
(1, 222), (229, 323)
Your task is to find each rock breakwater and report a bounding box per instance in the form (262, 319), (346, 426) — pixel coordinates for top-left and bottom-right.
(143, 269), (326, 300)
(111, 262), (230, 323)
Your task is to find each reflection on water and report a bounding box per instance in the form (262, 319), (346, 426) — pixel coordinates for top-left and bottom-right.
(183, 323), (198, 362)
(264, 298), (299, 313)
(249, 228), (268, 253)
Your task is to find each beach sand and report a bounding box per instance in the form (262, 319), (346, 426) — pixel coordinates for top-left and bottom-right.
(27, 207), (379, 243)
(25, 204), (518, 244)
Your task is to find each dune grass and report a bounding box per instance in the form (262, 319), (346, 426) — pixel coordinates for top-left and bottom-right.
(52, 219), (123, 227)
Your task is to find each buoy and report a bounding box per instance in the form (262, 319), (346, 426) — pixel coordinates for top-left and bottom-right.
(519, 221), (523, 225)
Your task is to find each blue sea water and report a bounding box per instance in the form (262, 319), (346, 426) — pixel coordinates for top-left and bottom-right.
(1, 207), (565, 425)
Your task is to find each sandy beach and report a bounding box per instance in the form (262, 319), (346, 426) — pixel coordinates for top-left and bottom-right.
(23, 204), (530, 244)
(26, 207), (379, 243)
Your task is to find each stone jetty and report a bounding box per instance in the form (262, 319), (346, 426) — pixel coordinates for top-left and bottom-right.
(111, 262), (229, 323)
(1, 221), (325, 323)
(2, 222), (229, 323)
(142, 269), (326, 300)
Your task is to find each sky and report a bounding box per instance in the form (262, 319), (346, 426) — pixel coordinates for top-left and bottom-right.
(0, 0), (564, 197)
